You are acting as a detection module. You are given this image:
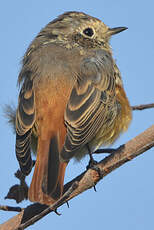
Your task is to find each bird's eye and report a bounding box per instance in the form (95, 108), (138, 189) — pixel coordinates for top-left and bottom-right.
(83, 27), (94, 37)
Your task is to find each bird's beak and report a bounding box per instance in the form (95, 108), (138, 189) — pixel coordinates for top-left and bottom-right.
(107, 27), (128, 36)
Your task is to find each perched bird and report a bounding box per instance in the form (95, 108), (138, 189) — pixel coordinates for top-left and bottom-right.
(15, 11), (132, 205)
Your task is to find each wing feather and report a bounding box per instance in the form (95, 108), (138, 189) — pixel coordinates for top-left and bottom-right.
(60, 51), (116, 161)
(16, 76), (35, 175)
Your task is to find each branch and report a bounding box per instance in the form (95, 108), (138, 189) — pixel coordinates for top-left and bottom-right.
(1, 125), (154, 230)
(0, 206), (22, 212)
(131, 103), (154, 110)
(94, 148), (117, 154)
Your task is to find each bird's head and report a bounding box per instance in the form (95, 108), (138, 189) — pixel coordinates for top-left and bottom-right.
(37, 11), (127, 50)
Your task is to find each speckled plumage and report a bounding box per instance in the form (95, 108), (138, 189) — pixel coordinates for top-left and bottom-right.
(15, 11), (132, 205)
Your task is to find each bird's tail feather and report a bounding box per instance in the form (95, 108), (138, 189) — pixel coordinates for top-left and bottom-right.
(28, 134), (67, 205)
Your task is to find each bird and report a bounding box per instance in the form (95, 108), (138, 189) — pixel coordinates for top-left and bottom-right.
(15, 11), (132, 205)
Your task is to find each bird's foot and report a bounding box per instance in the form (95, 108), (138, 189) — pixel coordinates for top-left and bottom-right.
(66, 201), (70, 208)
(86, 145), (103, 192)
(54, 208), (61, 216)
(87, 157), (103, 179)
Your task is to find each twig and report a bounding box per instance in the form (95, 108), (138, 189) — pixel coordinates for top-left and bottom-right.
(0, 205), (22, 212)
(94, 148), (117, 154)
(131, 103), (154, 110)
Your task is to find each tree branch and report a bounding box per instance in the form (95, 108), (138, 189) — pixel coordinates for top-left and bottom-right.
(0, 206), (22, 212)
(131, 103), (154, 111)
(0, 125), (154, 230)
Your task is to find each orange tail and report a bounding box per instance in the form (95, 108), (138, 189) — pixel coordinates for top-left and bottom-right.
(28, 134), (67, 205)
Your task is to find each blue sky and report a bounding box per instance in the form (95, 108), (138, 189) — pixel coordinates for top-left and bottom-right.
(0, 0), (154, 229)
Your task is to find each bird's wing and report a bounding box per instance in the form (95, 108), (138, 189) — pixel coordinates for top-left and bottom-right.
(16, 74), (35, 175)
(61, 51), (117, 161)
